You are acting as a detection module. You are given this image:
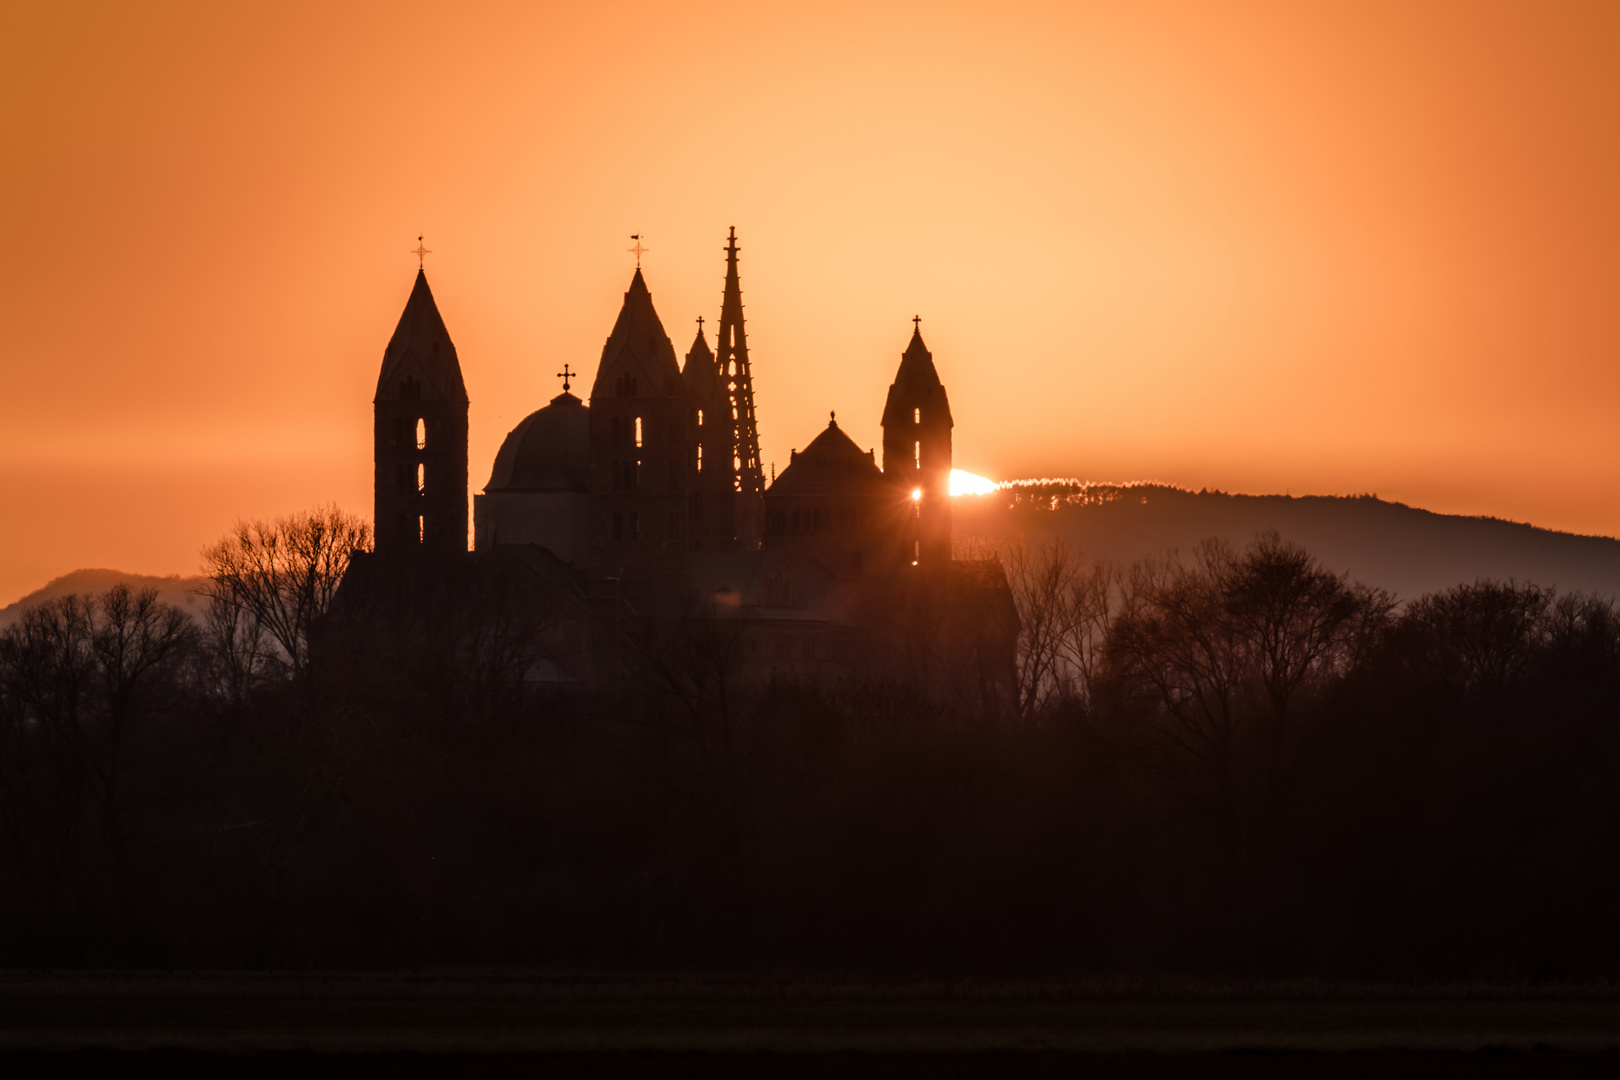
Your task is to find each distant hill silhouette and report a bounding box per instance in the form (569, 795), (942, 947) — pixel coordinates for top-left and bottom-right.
(7, 487), (1619, 622)
(0, 569), (209, 628)
(956, 483), (1620, 602)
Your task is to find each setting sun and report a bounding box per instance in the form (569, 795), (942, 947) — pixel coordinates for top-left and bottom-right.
(949, 470), (997, 497)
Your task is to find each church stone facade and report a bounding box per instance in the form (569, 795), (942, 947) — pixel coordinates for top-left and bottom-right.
(363, 230), (1016, 713)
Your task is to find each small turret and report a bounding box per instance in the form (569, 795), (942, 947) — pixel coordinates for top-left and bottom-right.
(681, 319), (734, 552)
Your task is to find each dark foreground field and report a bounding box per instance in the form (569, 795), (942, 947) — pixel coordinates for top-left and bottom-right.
(6, 975), (1620, 1077)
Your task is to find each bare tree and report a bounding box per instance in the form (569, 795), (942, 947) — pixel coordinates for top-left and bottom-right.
(200, 504), (371, 680)
(630, 608), (749, 772)
(1397, 580), (1552, 696)
(0, 586), (197, 919)
(1004, 537), (1118, 720)
(1104, 533), (1391, 880)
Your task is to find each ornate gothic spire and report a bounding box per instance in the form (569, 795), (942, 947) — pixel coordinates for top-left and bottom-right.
(716, 227), (763, 501)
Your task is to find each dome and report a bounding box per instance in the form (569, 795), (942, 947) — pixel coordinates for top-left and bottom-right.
(485, 392), (590, 493)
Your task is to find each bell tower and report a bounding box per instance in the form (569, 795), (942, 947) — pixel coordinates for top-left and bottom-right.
(373, 269), (470, 556)
(881, 319), (953, 567)
(586, 268), (691, 583)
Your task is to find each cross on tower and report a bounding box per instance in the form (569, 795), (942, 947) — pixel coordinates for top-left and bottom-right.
(913, 314), (922, 331)
(412, 236), (431, 268)
(628, 234), (648, 267)
(556, 364), (576, 392)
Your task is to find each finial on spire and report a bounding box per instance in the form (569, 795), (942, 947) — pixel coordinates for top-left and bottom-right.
(913, 314), (921, 331)
(412, 235), (431, 269)
(696, 316), (704, 330)
(830, 410), (837, 426)
(556, 363), (575, 392)
(628, 234), (648, 267)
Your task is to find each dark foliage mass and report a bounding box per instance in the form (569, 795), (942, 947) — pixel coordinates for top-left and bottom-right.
(2, 520), (1619, 978)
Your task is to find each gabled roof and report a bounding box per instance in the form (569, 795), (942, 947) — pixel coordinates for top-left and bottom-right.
(375, 270), (469, 403)
(768, 417), (886, 497)
(588, 268), (684, 400)
(881, 326), (953, 428)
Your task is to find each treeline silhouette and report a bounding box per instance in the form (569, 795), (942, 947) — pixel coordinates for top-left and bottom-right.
(2, 510), (1619, 977)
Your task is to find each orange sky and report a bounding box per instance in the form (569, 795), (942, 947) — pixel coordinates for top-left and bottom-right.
(2, 0), (1618, 604)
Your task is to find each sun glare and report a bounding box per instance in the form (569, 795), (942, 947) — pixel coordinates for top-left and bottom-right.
(950, 469), (998, 496)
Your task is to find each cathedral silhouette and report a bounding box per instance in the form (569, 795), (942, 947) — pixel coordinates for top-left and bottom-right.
(354, 229), (1016, 711)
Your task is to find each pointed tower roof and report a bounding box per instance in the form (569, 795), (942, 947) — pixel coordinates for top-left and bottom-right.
(683, 321), (715, 377)
(375, 269), (468, 403)
(589, 268), (683, 399)
(881, 324), (952, 427)
(683, 320), (725, 403)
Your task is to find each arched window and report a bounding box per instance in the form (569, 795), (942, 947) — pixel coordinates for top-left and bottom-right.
(914, 441), (921, 467)
(914, 407), (920, 424)
(697, 444), (703, 472)
(696, 409), (703, 427)
(416, 418), (427, 449)
(416, 463), (425, 493)
(418, 515), (426, 544)
(634, 417), (643, 447)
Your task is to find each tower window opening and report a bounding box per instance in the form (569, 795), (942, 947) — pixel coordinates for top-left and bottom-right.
(634, 417), (643, 447)
(416, 418), (427, 449)
(697, 409), (703, 427)
(913, 539), (919, 565)
(416, 463), (425, 493)
(418, 515), (426, 544)
(697, 444), (703, 472)
(914, 441), (921, 467)
(634, 461), (642, 489)
(914, 407), (920, 424)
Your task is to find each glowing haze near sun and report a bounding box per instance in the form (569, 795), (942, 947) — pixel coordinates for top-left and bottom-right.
(950, 471), (998, 497)
(1, 1), (1618, 606)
